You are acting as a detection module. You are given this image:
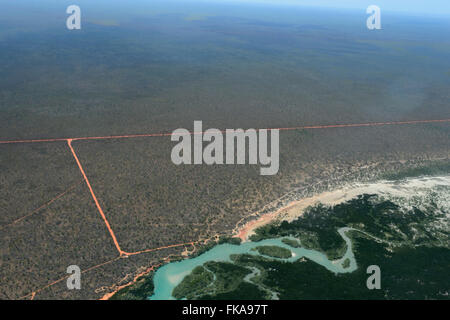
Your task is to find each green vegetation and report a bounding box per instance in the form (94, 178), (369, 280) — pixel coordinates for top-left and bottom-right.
(342, 258), (350, 269)
(252, 245), (292, 259)
(172, 266), (214, 300)
(171, 192), (450, 299)
(204, 262), (252, 293)
(199, 282), (267, 300)
(218, 237), (242, 245)
(251, 193), (448, 258)
(230, 236), (450, 299)
(172, 261), (262, 299)
(110, 275), (154, 300)
(282, 238), (301, 248)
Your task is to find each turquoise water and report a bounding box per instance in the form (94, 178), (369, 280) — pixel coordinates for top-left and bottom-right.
(149, 227), (357, 300)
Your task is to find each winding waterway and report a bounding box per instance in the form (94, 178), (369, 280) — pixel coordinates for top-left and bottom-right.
(149, 175), (450, 299)
(149, 227), (356, 300)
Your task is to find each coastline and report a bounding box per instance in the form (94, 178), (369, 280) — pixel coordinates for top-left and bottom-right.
(233, 174), (450, 242)
(106, 174), (450, 299)
(233, 188), (353, 242)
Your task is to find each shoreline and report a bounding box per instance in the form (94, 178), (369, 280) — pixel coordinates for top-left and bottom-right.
(106, 174), (450, 299)
(233, 174), (450, 242)
(233, 186), (354, 242)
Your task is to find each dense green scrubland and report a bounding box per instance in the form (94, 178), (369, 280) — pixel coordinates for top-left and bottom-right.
(251, 246), (293, 259)
(172, 192), (449, 299)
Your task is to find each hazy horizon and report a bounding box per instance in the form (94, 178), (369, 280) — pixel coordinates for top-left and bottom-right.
(202, 0), (450, 16)
(3, 0), (450, 18)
